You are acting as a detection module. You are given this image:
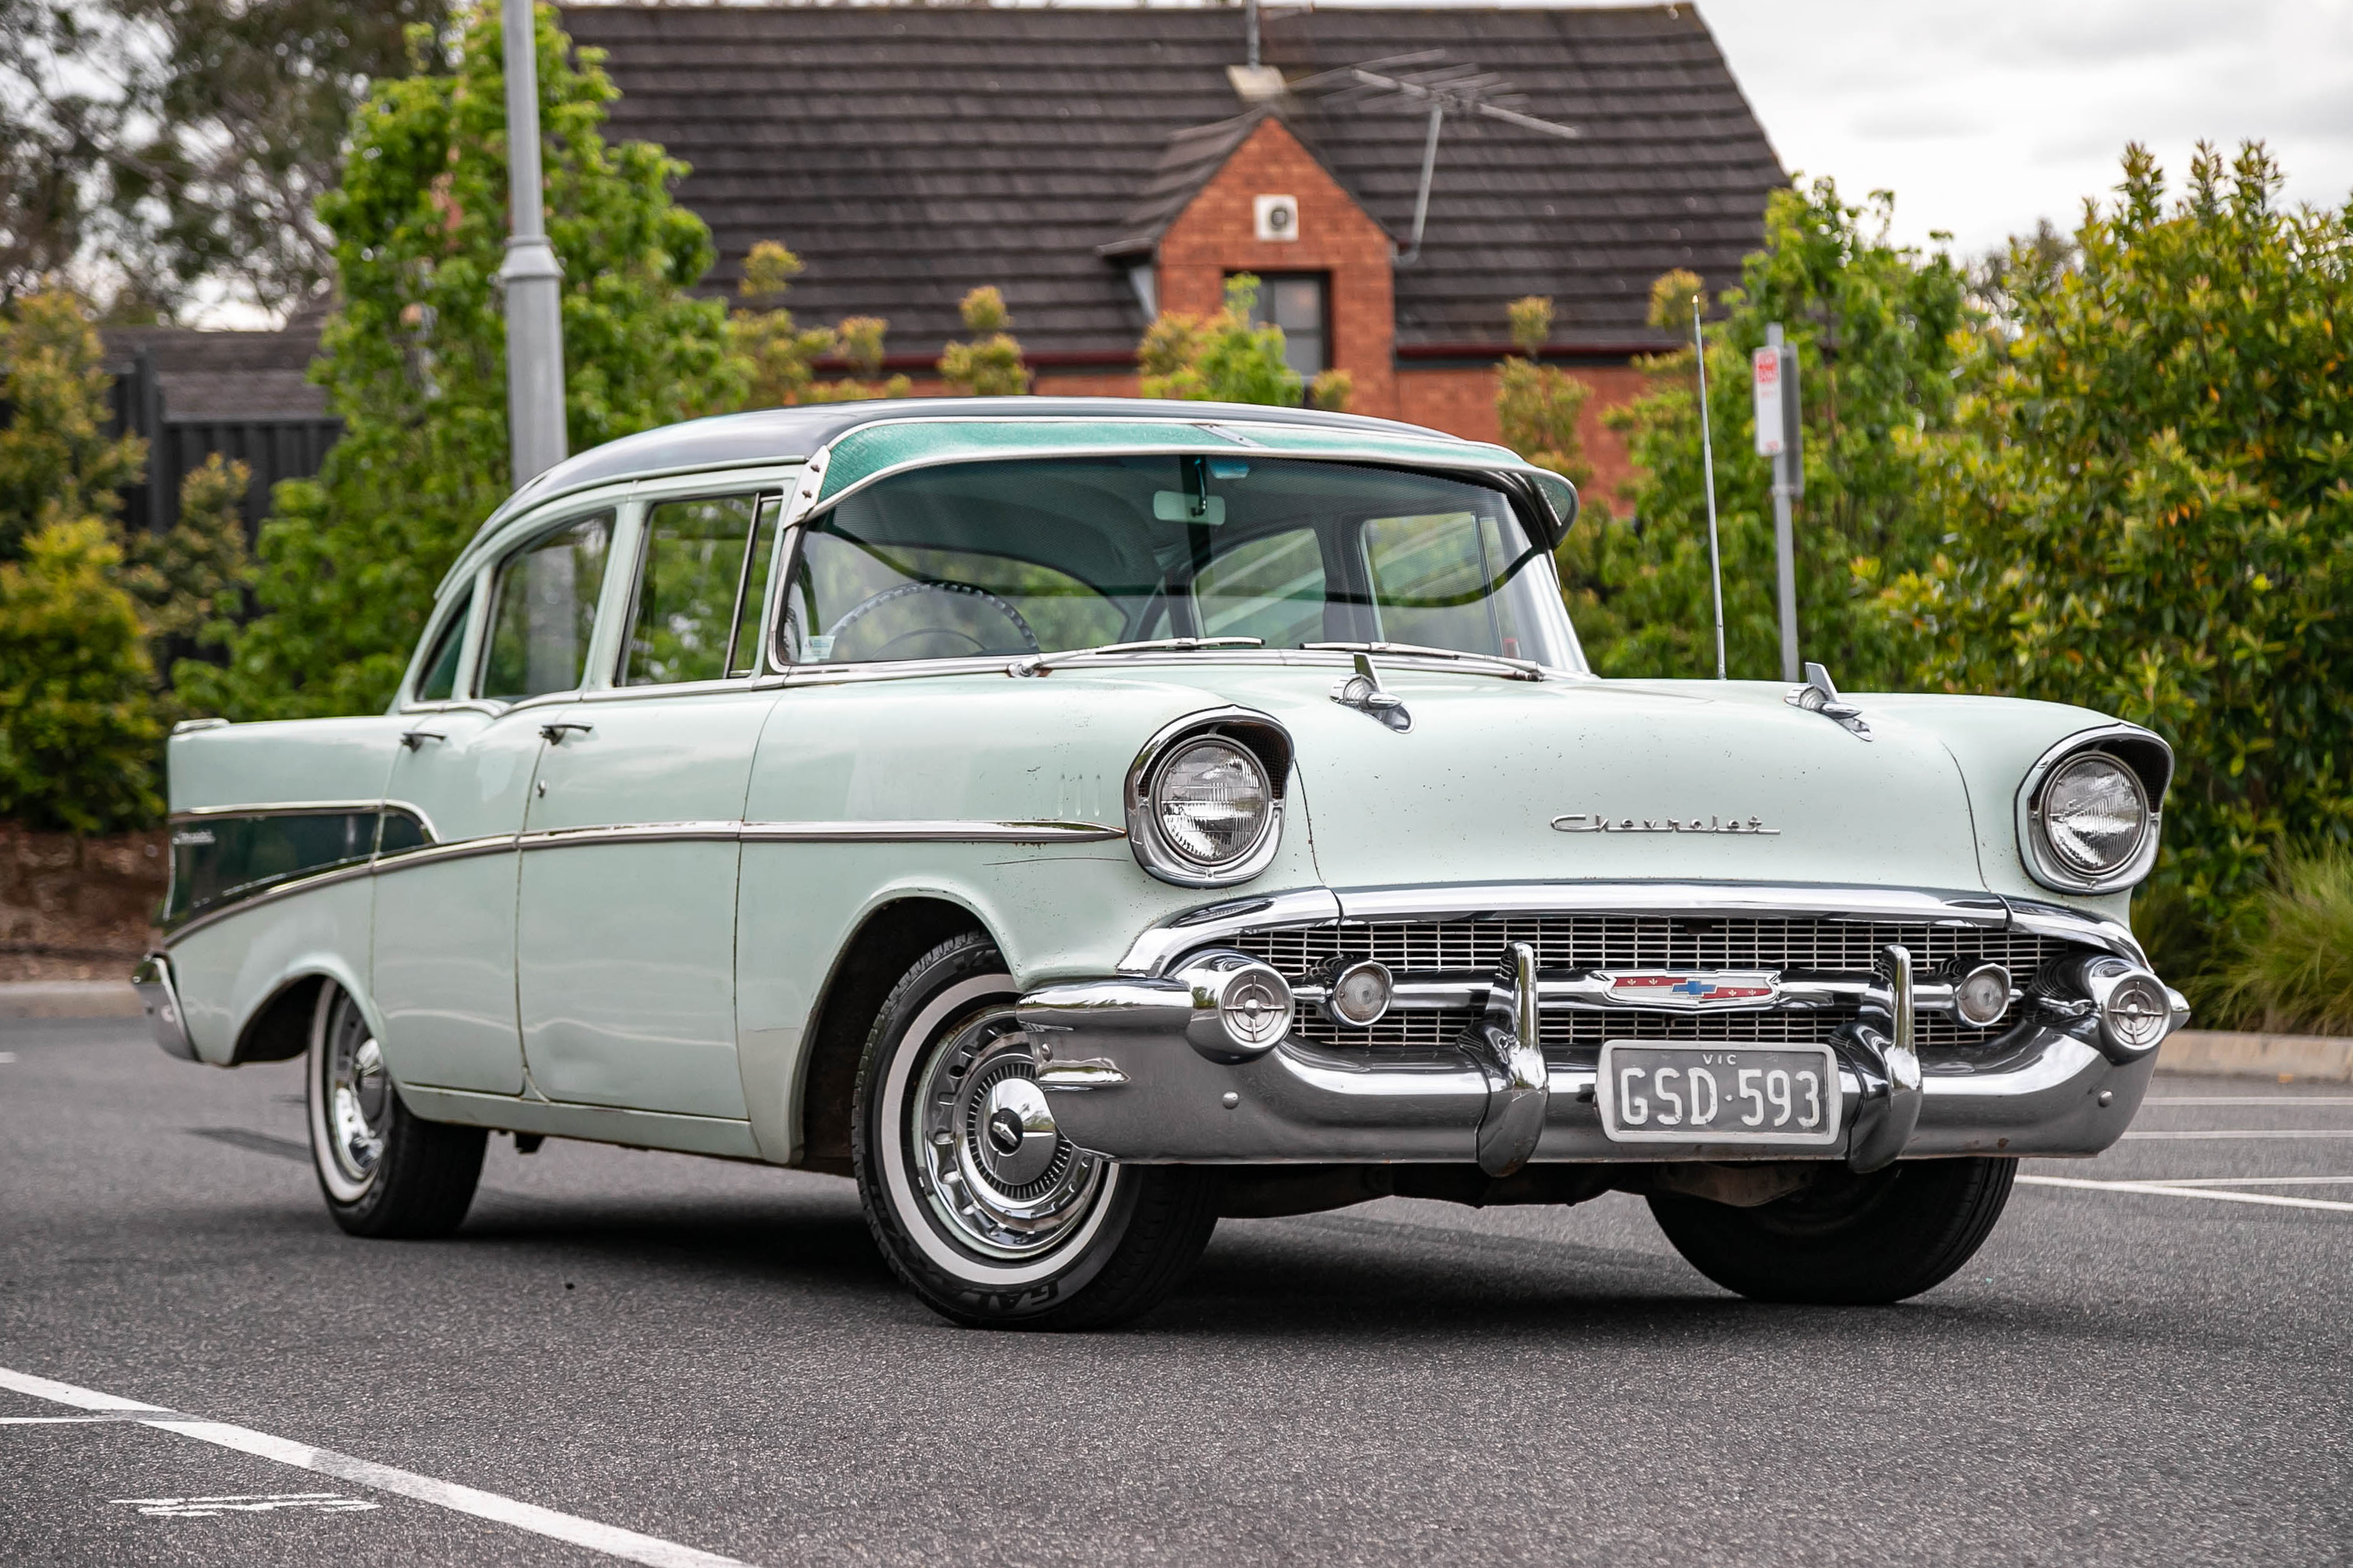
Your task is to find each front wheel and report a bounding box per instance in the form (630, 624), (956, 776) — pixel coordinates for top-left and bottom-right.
(852, 934), (1218, 1329)
(1649, 1157), (2017, 1305)
(305, 981), (485, 1238)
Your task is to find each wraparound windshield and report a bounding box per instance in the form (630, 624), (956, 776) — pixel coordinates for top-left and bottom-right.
(778, 456), (1583, 669)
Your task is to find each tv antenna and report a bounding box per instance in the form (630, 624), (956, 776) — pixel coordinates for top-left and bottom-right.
(1293, 52), (1581, 266)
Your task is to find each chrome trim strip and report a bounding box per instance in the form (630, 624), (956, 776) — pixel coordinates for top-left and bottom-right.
(1292, 974), (1984, 1016)
(1122, 882), (2140, 979)
(169, 800), (385, 822)
(373, 834), (521, 871)
(519, 822), (742, 851)
(1119, 887), (1345, 975)
(132, 952), (195, 1060)
(1334, 881), (2016, 925)
(739, 819), (1125, 844)
(161, 857), (383, 945)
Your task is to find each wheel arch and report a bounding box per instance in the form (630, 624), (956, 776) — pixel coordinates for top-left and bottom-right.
(221, 952), (378, 1067)
(791, 894), (998, 1175)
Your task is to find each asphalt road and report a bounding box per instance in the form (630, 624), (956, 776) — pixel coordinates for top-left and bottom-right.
(4, 1017), (2348, 1567)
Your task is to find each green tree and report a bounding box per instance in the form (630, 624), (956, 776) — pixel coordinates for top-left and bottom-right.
(0, 287), (145, 560)
(1495, 295), (1592, 486)
(0, 516), (158, 832)
(1879, 143), (2353, 934)
(1579, 180), (1969, 681)
(938, 285), (1031, 397)
(729, 242), (909, 407)
(1137, 274), (1299, 405)
(122, 453), (251, 706)
(184, 0), (739, 721)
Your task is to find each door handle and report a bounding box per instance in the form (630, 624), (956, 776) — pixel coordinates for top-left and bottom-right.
(399, 730), (446, 750)
(538, 721), (595, 744)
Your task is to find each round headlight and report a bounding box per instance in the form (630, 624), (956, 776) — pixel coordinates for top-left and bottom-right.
(1325, 959), (1394, 1028)
(2039, 753), (2149, 877)
(1151, 739), (1274, 867)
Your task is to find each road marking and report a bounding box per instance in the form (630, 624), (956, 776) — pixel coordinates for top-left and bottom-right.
(2019, 1175), (2353, 1212)
(2144, 1096), (2353, 1106)
(0, 1414), (157, 1424)
(0, 1366), (753, 1566)
(2120, 1129), (2353, 1140)
(2110, 1175), (2353, 1187)
(116, 1492), (379, 1518)
(0, 1051), (16, 1063)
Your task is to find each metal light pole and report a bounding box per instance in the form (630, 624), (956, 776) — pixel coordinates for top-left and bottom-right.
(1753, 323), (1804, 682)
(498, 0), (567, 488)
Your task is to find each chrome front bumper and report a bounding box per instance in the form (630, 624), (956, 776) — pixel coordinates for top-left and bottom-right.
(1026, 883), (2181, 1172)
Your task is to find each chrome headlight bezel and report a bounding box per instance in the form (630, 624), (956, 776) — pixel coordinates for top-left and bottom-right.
(2015, 726), (2171, 895)
(1125, 709), (1292, 889)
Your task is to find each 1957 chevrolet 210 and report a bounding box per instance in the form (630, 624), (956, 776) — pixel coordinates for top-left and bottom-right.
(138, 398), (2188, 1328)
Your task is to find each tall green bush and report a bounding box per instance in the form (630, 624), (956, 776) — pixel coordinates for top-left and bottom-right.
(1582, 180), (1968, 681)
(1879, 143), (2353, 927)
(938, 286), (1032, 397)
(183, 0), (739, 721)
(0, 287), (146, 561)
(0, 517), (159, 832)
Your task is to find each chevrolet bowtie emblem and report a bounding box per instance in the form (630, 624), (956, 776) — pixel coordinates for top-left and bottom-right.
(1604, 972), (1780, 1008)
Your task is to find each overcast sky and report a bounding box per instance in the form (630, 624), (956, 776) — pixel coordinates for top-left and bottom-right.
(1686, 0), (2353, 256)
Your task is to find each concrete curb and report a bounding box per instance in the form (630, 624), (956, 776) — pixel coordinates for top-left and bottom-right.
(2159, 1028), (2353, 1083)
(0, 981), (143, 1020)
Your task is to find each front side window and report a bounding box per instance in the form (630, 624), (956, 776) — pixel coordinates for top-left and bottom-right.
(481, 511), (613, 703)
(779, 456), (1579, 669)
(411, 587), (472, 703)
(620, 493), (776, 686)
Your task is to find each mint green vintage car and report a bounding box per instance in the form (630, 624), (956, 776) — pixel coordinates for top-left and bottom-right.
(137, 399), (2185, 1327)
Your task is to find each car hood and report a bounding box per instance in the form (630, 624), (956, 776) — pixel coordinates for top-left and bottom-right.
(1039, 662), (1990, 894)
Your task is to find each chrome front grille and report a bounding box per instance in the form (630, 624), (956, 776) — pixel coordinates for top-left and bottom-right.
(1233, 916), (2072, 980)
(1230, 913), (2091, 1060)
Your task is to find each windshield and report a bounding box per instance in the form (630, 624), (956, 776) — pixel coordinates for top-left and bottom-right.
(777, 456), (1583, 670)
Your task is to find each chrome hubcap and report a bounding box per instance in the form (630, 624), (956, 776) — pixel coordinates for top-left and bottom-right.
(324, 995), (389, 1185)
(912, 1010), (1105, 1259)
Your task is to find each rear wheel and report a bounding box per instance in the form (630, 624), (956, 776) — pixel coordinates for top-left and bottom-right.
(852, 933), (1218, 1329)
(305, 981), (485, 1238)
(1648, 1157), (2017, 1305)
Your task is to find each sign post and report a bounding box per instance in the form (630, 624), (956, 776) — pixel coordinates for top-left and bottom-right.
(1752, 323), (1802, 681)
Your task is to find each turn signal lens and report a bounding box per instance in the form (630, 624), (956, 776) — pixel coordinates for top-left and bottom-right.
(2098, 969), (2170, 1055)
(1954, 963), (2011, 1028)
(2040, 753), (2149, 877)
(1327, 959), (1394, 1027)
(1152, 739), (1274, 865)
(1218, 964), (1292, 1050)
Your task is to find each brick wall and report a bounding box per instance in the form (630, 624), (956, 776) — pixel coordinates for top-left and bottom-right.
(1395, 363), (1652, 508)
(1156, 118), (1399, 417)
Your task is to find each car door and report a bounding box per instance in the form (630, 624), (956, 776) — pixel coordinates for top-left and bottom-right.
(373, 508), (616, 1095)
(514, 490), (784, 1119)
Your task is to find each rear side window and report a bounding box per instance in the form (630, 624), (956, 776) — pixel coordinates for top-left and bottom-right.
(481, 511), (613, 702)
(621, 493), (775, 686)
(412, 589), (472, 703)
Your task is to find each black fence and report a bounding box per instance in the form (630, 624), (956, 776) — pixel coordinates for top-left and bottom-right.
(107, 347), (344, 541)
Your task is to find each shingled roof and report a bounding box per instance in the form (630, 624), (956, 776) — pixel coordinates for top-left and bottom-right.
(558, 2), (1785, 361)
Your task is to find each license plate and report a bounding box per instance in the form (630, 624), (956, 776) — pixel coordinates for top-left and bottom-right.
(1596, 1042), (1840, 1146)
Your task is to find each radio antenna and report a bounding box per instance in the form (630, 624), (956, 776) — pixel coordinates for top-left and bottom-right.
(1693, 294), (1727, 681)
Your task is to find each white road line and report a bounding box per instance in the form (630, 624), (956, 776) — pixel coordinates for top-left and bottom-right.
(2145, 1096), (2353, 1106)
(2120, 1129), (2353, 1140)
(2109, 1175), (2353, 1187)
(2019, 1175), (2353, 1212)
(0, 1414), (157, 1424)
(0, 1367), (752, 1567)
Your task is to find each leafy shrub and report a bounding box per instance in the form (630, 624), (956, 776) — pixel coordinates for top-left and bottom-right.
(2214, 848), (2353, 1036)
(1137, 274), (1300, 406)
(0, 518), (160, 833)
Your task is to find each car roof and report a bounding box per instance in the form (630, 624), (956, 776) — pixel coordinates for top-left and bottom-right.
(444, 396), (1553, 597)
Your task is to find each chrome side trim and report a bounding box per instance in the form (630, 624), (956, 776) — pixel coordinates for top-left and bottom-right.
(170, 800), (385, 822)
(739, 819), (1124, 844)
(520, 822), (740, 851)
(161, 857), (384, 945)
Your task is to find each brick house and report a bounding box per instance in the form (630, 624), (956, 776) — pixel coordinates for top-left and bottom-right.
(563, 2), (1787, 500)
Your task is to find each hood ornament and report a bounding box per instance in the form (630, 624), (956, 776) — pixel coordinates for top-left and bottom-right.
(1332, 652), (1411, 732)
(1786, 660), (1872, 741)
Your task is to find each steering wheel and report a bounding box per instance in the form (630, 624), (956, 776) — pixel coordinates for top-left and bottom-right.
(822, 581), (1043, 660)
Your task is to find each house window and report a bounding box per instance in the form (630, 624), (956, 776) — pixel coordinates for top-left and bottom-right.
(1238, 272), (1328, 377)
